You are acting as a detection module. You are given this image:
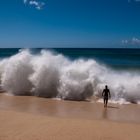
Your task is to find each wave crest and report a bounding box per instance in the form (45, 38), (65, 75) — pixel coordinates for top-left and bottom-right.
(0, 49), (140, 103)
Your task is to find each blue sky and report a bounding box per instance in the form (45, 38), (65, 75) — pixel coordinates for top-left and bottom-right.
(0, 0), (140, 48)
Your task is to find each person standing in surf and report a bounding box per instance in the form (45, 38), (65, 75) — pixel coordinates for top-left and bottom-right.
(102, 85), (111, 108)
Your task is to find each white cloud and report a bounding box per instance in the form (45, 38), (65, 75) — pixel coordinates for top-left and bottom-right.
(122, 40), (128, 44)
(122, 37), (140, 46)
(23, 0), (45, 10)
(29, 1), (45, 10)
(23, 0), (28, 4)
(132, 37), (140, 44)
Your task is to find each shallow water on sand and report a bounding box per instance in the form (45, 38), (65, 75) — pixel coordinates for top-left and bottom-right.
(0, 93), (140, 123)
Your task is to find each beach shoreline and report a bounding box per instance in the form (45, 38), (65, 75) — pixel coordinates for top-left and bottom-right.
(0, 93), (140, 140)
(0, 93), (140, 123)
(0, 108), (140, 140)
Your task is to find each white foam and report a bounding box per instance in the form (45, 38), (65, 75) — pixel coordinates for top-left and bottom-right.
(1, 50), (33, 95)
(0, 49), (140, 103)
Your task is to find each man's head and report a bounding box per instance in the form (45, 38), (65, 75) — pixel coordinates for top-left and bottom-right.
(105, 85), (108, 89)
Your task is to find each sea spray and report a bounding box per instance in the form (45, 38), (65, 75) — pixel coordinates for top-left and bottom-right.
(29, 50), (69, 97)
(58, 60), (101, 100)
(0, 49), (140, 103)
(0, 59), (8, 83)
(1, 50), (33, 95)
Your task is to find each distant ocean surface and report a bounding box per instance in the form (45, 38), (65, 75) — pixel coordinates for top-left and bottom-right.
(0, 48), (140, 70)
(0, 48), (140, 104)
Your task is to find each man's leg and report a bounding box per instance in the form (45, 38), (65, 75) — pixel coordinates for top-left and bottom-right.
(104, 98), (106, 107)
(105, 99), (108, 107)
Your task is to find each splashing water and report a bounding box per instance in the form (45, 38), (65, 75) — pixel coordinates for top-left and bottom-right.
(0, 49), (140, 104)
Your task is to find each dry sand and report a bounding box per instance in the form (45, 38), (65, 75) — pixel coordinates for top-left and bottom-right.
(0, 93), (140, 140)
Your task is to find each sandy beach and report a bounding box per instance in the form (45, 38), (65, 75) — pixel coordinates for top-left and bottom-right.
(0, 93), (140, 140)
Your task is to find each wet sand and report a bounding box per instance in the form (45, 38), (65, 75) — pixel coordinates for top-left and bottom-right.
(0, 93), (140, 140)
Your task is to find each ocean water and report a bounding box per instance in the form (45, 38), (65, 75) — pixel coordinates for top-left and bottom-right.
(0, 48), (140, 104)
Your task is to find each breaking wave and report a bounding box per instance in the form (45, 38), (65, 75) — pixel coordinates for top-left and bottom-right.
(0, 49), (140, 104)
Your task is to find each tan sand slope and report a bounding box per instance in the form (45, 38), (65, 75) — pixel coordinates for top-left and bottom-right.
(0, 93), (140, 123)
(0, 93), (140, 140)
(0, 109), (140, 140)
